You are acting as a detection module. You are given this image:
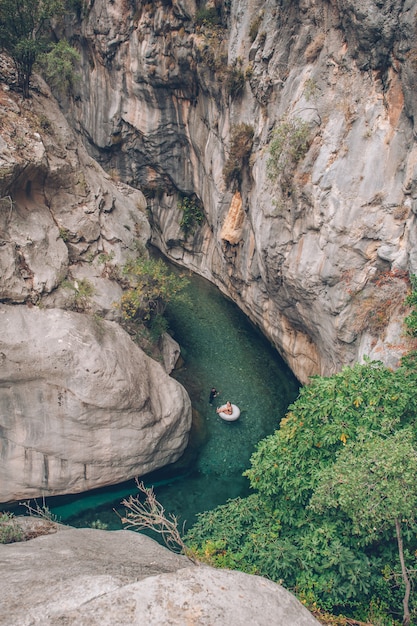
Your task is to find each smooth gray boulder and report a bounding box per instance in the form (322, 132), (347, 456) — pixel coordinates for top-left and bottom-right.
(0, 305), (192, 503)
(0, 524), (320, 626)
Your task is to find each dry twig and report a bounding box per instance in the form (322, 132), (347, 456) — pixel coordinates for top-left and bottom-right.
(115, 478), (198, 564)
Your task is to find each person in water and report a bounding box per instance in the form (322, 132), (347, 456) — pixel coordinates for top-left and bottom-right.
(217, 400), (233, 415)
(209, 387), (219, 404)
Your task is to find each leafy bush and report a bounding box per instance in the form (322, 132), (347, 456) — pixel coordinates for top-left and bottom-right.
(267, 116), (311, 185)
(0, 512), (24, 543)
(178, 195), (204, 238)
(0, 0), (66, 98)
(223, 123), (254, 188)
(224, 63), (245, 99)
(186, 358), (417, 623)
(39, 39), (80, 96)
(120, 256), (188, 327)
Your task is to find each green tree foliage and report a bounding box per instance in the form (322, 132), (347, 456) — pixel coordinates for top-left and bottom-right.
(186, 358), (417, 622)
(178, 195), (204, 238)
(0, 0), (65, 97)
(39, 38), (80, 95)
(120, 257), (189, 328)
(311, 430), (417, 626)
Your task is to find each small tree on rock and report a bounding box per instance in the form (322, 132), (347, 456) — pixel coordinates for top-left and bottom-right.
(0, 0), (64, 97)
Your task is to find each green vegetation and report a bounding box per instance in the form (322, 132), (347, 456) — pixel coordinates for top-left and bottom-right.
(0, 0), (80, 98)
(39, 38), (80, 96)
(405, 274), (417, 336)
(267, 116), (311, 184)
(186, 358), (417, 624)
(224, 61), (245, 99)
(0, 512), (23, 543)
(223, 123), (254, 188)
(58, 226), (70, 242)
(178, 195), (204, 238)
(183, 279), (417, 624)
(311, 429), (417, 626)
(62, 278), (94, 312)
(195, 6), (222, 28)
(120, 256), (188, 333)
(0, 0), (65, 97)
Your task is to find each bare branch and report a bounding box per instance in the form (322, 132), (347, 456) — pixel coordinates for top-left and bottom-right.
(115, 478), (199, 564)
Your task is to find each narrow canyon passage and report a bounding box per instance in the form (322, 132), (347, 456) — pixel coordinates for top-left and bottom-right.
(28, 271), (299, 533)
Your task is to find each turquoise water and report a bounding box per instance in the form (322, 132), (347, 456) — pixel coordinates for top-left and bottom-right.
(28, 272), (299, 532)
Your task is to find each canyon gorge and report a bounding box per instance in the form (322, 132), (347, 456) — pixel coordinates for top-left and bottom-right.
(1, 0), (417, 501)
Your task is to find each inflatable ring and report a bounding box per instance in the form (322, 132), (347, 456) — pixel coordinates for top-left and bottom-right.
(218, 404), (241, 421)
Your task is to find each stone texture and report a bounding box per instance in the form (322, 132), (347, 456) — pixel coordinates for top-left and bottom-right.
(0, 67), (194, 503)
(220, 191), (245, 245)
(159, 332), (181, 374)
(0, 524), (320, 626)
(0, 69), (150, 309)
(59, 0), (417, 383)
(0, 305), (191, 503)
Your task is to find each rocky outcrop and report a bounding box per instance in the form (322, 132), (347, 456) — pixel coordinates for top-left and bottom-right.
(0, 66), (192, 503)
(0, 522), (320, 626)
(0, 305), (191, 503)
(0, 66), (150, 312)
(61, 0), (417, 383)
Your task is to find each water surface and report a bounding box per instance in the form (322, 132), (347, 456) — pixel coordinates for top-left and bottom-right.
(42, 272), (300, 531)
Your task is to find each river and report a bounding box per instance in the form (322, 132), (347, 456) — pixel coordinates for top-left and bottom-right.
(28, 271), (300, 533)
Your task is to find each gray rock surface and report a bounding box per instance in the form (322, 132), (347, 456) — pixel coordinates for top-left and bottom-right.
(0, 305), (192, 502)
(0, 67), (150, 311)
(0, 524), (320, 626)
(0, 68), (192, 503)
(60, 0), (417, 383)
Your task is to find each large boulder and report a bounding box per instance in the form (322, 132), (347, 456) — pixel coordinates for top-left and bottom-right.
(0, 305), (192, 503)
(0, 523), (320, 626)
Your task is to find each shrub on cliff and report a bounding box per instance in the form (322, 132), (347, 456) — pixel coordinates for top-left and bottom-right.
(178, 194), (204, 239)
(223, 123), (254, 188)
(120, 257), (189, 333)
(0, 0), (64, 97)
(38, 38), (80, 96)
(267, 116), (311, 193)
(0, 0), (80, 98)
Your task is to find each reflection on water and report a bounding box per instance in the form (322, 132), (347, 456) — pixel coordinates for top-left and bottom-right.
(37, 272), (299, 532)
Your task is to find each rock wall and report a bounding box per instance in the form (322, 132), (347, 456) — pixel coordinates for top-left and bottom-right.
(0, 66), (191, 503)
(61, 0), (417, 383)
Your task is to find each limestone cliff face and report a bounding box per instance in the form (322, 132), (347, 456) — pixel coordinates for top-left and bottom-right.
(61, 0), (417, 383)
(0, 66), (191, 502)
